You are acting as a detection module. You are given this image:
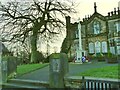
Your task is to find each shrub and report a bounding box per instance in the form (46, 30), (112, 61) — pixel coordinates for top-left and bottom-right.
(106, 51), (118, 63)
(44, 55), (50, 63)
(32, 51), (45, 63)
(96, 53), (105, 62)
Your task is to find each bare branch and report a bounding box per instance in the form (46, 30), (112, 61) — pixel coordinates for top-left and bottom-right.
(0, 0), (76, 58)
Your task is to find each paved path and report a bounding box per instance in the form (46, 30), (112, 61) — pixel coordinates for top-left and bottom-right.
(68, 61), (118, 75)
(17, 65), (49, 81)
(16, 61), (118, 81)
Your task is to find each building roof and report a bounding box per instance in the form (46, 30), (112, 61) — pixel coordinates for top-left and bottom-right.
(81, 2), (120, 24)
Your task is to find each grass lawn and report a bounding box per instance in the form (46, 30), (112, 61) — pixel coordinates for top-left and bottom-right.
(17, 63), (49, 76)
(77, 65), (119, 79)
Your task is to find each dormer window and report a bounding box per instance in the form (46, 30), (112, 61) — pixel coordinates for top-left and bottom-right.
(93, 20), (101, 34)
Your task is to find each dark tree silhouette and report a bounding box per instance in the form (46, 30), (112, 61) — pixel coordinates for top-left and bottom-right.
(0, 0), (76, 63)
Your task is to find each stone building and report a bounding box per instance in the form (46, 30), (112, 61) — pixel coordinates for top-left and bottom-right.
(64, 3), (120, 60)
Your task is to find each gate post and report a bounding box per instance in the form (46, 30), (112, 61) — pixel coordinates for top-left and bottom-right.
(49, 53), (68, 88)
(0, 55), (2, 88)
(0, 58), (8, 88)
(2, 60), (7, 83)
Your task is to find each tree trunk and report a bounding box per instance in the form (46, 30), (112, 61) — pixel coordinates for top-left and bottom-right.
(30, 22), (43, 63)
(30, 33), (38, 63)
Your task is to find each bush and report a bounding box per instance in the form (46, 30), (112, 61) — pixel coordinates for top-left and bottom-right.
(18, 51), (31, 64)
(68, 56), (74, 62)
(96, 53), (105, 62)
(32, 51), (45, 63)
(44, 55), (50, 63)
(91, 53), (105, 61)
(105, 52), (118, 63)
(106, 56), (118, 63)
(2, 55), (17, 61)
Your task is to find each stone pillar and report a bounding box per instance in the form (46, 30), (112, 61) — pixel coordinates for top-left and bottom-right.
(2, 60), (7, 83)
(0, 60), (7, 89)
(49, 53), (68, 88)
(0, 41), (2, 88)
(0, 55), (2, 89)
(0, 58), (8, 86)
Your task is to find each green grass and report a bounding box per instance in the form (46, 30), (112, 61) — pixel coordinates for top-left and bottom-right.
(77, 65), (119, 79)
(17, 63), (49, 76)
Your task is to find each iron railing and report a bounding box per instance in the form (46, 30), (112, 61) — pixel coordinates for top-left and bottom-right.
(64, 76), (120, 90)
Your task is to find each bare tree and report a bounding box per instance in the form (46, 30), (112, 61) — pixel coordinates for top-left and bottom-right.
(0, 0), (76, 63)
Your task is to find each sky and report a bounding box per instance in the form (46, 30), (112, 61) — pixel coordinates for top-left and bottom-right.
(1, 0), (119, 19)
(0, 0), (120, 54)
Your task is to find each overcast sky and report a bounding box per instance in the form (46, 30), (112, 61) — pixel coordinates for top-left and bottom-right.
(1, 0), (119, 20)
(70, 0), (120, 22)
(0, 0), (120, 53)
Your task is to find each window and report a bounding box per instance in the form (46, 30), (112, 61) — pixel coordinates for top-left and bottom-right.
(93, 21), (101, 34)
(117, 46), (120, 55)
(95, 41), (101, 53)
(110, 47), (115, 54)
(89, 42), (94, 53)
(115, 21), (120, 32)
(102, 41), (107, 53)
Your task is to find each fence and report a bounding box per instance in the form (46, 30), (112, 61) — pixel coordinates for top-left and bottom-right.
(64, 76), (120, 89)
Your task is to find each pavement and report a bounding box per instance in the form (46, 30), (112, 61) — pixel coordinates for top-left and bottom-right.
(16, 60), (118, 82)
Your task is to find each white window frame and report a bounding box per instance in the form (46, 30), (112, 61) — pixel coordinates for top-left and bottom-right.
(95, 41), (101, 53)
(117, 46), (120, 55)
(89, 42), (94, 53)
(102, 41), (107, 53)
(115, 21), (120, 32)
(110, 47), (115, 54)
(93, 21), (100, 34)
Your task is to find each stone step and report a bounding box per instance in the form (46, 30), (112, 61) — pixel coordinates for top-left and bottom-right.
(3, 79), (49, 89)
(3, 83), (46, 89)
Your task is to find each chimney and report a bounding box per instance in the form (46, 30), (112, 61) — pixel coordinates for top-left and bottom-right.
(65, 16), (71, 36)
(108, 12), (110, 16)
(111, 11), (113, 16)
(118, 7), (120, 15)
(114, 8), (116, 15)
(83, 18), (85, 21)
(85, 15), (87, 20)
(88, 15), (90, 19)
